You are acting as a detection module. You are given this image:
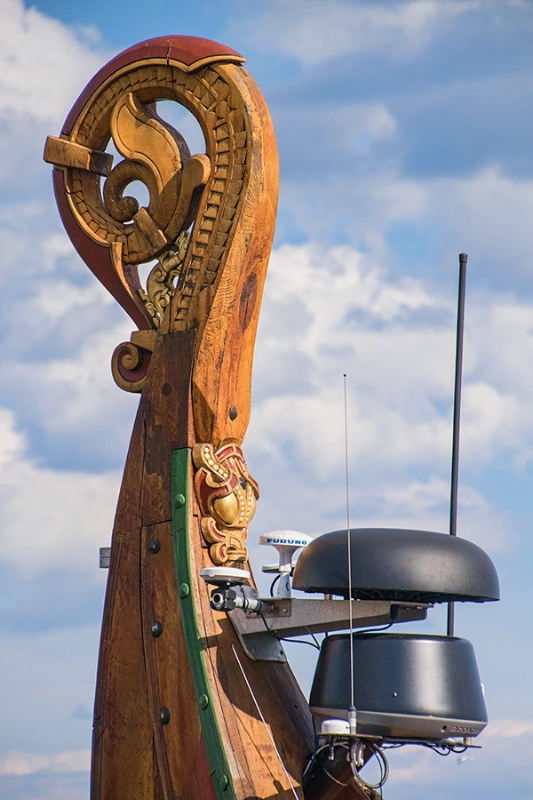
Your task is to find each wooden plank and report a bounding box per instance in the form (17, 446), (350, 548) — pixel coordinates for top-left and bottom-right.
(173, 449), (315, 799)
(43, 136), (112, 175)
(91, 405), (157, 799)
(93, 331), (204, 800)
(45, 34), (378, 800)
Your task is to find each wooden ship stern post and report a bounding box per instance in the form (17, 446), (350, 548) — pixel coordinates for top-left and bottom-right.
(44, 34), (323, 800)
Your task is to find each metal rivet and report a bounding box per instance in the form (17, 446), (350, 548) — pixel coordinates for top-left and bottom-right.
(199, 694), (209, 709)
(162, 383), (172, 396)
(392, 691), (398, 698)
(229, 405), (238, 420)
(174, 493), (185, 508)
(179, 583), (190, 598)
(148, 539), (160, 554)
(151, 621), (163, 638)
(219, 774), (229, 790)
(160, 708), (170, 724)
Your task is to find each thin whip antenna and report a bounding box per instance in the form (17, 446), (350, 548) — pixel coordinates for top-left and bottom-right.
(447, 252), (468, 637)
(344, 375), (356, 732)
(232, 645), (299, 799)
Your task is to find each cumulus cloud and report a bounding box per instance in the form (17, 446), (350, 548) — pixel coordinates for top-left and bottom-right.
(358, 717), (533, 799)
(243, 240), (529, 558)
(0, 0), (110, 200)
(421, 168), (533, 293)
(232, 0), (477, 65)
(0, 749), (90, 777)
(252, 242), (533, 476)
(0, 0), (106, 123)
(276, 159), (533, 300)
(0, 408), (120, 577)
(484, 719), (533, 739)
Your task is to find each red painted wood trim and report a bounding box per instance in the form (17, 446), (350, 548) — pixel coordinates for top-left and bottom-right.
(52, 168), (151, 330)
(193, 737), (217, 800)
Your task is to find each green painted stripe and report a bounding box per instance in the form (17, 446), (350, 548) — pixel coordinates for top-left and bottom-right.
(172, 448), (236, 800)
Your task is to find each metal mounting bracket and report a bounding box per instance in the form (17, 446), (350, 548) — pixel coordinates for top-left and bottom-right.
(229, 598), (429, 662)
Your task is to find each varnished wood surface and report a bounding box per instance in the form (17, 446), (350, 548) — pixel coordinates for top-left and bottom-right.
(92, 332), (315, 799)
(46, 34), (372, 800)
(45, 53), (279, 446)
(184, 63), (279, 448)
(91, 332), (199, 799)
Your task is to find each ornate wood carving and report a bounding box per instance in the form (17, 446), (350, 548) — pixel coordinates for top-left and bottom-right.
(193, 442), (259, 566)
(44, 35), (343, 800)
(44, 34), (277, 447)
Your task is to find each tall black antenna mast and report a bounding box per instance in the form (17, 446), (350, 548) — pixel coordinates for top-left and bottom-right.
(447, 252), (468, 637)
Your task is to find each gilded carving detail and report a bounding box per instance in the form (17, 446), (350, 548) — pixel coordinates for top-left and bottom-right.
(138, 232), (190, 327)
(44, 60), (250, 335)
(192, 442), (259, 566)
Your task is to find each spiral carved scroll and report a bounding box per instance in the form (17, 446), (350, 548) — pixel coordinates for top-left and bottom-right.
(44, 41), (251, 334)
(45, 36), (279, 444)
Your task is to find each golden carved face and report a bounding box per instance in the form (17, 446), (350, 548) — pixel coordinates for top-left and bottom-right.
(211, 479), (257, 527)
(193, 442), (259, 566)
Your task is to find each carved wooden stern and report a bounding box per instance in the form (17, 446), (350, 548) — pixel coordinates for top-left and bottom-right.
(44, 35), (319, 800)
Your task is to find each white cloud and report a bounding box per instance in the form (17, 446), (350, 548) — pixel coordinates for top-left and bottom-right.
(351, 477), (510, 550)
(0, 749), (90, 776)
(422, 167), (533, 290)
(253, 241), (533, 481)
(484, 719), (533, 738)
(0, 0), (107, 123)
(0, 408), (120, 576)
(10, 319), (137, 439)
(276, 101), (397, 167)
(243, 241), (530, 554)
(0, 0), (109, 227)
(363, 717), (533, 796)
(462, 382), (526, 461)
(0, 408), (26, 466)
(2, 225), (528, 579)
(40, 232), (83, 275)
(278, 164), (533, 302)
(233, 0), (479, 65)
(28, 278), (112, 322)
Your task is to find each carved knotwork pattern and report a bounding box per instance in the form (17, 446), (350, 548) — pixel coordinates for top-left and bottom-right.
(62, 61), (249, 329)
(192, 442), (259, 566)
(138, 231), (190, 327)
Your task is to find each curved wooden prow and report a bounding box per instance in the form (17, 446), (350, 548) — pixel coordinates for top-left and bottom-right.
(43, 35), (344, 800)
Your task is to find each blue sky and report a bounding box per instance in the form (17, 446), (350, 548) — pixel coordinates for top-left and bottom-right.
(1, 1), (533, 797)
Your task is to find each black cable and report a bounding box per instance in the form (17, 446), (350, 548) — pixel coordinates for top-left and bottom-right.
(351, 739), (390, 791)
(276, 636), (321, 650)
(351, 620), (395, 636)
